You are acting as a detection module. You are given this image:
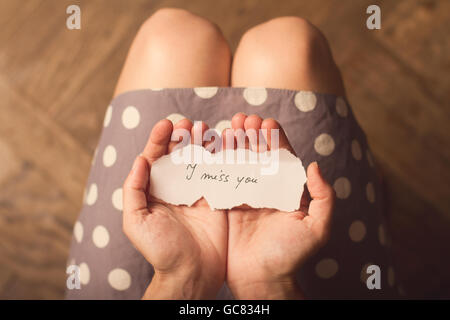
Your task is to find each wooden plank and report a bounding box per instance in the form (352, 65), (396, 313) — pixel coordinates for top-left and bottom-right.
(0, 140), (21, 187)
(0, 76), (91, 205)
(0, 0), (42, 32)
(374, 0), (450, 102)
(0, 163), (75, 299)
(304, 0), (401, 65)
(340, 34), (450, 217)
(382, 164), (450, 298)
(0, 0), (152, 116)
(320, 1), (450, 296)
(53, 24), (139, 150)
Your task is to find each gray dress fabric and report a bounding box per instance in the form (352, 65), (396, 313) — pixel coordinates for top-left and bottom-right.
(66, 87), (396, 299)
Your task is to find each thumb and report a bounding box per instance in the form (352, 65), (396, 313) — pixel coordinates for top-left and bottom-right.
(123, 156), (150, 228)
(305, 162), (335, 239)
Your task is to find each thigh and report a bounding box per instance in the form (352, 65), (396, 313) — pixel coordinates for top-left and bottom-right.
(114, 8), (232, 97)
(231, 16), (346, 97)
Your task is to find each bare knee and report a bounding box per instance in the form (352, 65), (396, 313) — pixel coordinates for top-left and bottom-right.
(233, 16), (344, 94)
(135, 8), (230, 66)
(239, 16), (334, 71)
(114, 8), (232, 92)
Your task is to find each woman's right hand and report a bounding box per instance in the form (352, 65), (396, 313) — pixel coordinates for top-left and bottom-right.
(122, 119), (228, 299)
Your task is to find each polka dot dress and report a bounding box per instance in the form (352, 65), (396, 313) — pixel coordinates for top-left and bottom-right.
(66, 87), (396, 299)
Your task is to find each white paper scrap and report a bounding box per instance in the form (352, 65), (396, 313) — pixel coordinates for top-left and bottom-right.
(149, 144), (307, 212)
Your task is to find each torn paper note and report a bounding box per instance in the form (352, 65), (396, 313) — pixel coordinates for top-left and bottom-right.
(149, 144), (307, 212)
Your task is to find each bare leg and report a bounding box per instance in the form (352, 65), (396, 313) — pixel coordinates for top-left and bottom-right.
(114, 8), (232, 97)
(231, 16), (346, 96)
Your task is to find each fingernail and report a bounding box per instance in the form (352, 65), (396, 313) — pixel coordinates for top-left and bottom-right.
(313, 161), (323, 176)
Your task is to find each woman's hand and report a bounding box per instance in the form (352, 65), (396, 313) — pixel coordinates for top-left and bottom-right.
(123, 113), (334, 300)
(226, 113), (335, 300)
(122, 119), (227, 299)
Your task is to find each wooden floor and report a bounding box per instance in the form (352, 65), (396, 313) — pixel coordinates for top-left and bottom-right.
(0, 0), (449, 299)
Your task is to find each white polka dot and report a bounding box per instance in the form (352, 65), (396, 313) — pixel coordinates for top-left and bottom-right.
(86, 183), (98, 206)
(367, 149), (375, 167)
(295, 91), (317, 112)
(74, 221), (83, 243)
(314, 133), (335, 156)
(92, 225), (110, 248)
(103, 105), (113, 127)
(366, 182), (375, 203)
(351, 139), (362, 160)
(194, 87), (218, 99)
(378, 224), (387, 246)
(360, 262), (374, 283)
(122, 106), (140, 129)
(333, 177), (351, 199)
(215, 120), (232, 134)
(349, 220), (366, 242)
(335, 97), (348, 117)
(108, 268), (131, 291)
(243, 87), (268, 106)
(112, 188), (123, 211)
(79, 262), (90, 285)
(315, 258), (338, 279)
(103, 145), (117, 167)
(388, 266), (395, 287)
(166, 113), (186, 125)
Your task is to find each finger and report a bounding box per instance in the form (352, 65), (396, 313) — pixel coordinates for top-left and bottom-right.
(142, 119), (173, 163)
(305, 162), (335, 237)
(231, 112), (247, 130)
(222, 128), (236, 150)
(244, 114), (264, 152)
(200, 122), (213, 149)
(232, 113), (248, 150)
(204, 127), (221, 154)
(261, 118), (296, 155)
(168, 118), (193, 153)
(191, 121), (208, 146)
(123, 156), (150, 227)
